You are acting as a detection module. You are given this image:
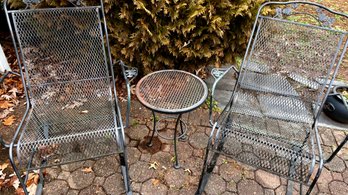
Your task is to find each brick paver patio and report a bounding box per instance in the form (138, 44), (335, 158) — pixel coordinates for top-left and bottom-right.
(41, 100), (348, 195)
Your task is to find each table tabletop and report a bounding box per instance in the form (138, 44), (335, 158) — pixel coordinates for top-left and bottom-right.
(135, 70), (208, 114)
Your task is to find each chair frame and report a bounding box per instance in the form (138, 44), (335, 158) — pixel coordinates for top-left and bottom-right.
(198, 1), (348, 195)
(3, 0), (132, 194)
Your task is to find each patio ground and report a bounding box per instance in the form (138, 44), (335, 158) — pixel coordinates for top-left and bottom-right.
(33, 100), (348, 195)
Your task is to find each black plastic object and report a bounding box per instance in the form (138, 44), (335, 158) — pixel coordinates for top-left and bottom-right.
(323, 85), (348, 124)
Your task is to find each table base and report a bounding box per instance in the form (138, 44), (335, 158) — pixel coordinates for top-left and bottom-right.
(147, 111), (188, 169)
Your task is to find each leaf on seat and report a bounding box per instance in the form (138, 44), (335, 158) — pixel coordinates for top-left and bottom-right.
(2, 115), (15, 126)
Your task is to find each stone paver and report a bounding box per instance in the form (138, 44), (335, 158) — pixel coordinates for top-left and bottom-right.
(189, 132), (209, 149)
(164, 169), (190, 188)
(238, 179), (263, 195)
(141, 179), (168, 195)
(39, 100), (348, 195)
(129, 161), (154, 182)
(93, 156), (119, 177)
(325, 157), (346, 173)
(329, 181), (348, 195)
(255, 169), (281, 189)
(79, 185), (106, 195)
(67, 169), (95, 190)
(43, 180), (69, 194)
(103, 173), (126, 195)
(205, 173), (226, 194)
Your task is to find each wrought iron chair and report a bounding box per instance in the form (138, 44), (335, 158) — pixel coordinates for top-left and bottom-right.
(197, 1), (348, 194)
(3, 0), (132, 194)
(119, 60), (138, 128)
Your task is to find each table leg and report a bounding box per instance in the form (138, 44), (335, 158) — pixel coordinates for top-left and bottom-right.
(147, 111), (157, 147)
(174, 114), (182, 169)
(178, 120), (188, 141)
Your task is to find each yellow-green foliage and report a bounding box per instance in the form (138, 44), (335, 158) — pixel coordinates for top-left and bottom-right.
(5, 0), (267, 74)
(106, 0), (265, 73)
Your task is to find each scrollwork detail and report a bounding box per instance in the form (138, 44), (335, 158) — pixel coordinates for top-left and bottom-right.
(273, 3), (335, 28)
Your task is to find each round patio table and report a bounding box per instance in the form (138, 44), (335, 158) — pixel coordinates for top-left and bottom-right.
(136, 70), (208, 168)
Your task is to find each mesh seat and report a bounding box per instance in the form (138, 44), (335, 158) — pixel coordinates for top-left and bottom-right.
(197, 2), (348, 195)
(4, 0), (132, 194)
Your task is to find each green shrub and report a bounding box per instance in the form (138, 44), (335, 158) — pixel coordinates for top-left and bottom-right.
(5, 0), (268, 75)
(106, 0), (266, 74)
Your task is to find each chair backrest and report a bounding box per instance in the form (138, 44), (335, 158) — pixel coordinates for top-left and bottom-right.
(5, 0), (119, 122)
(231, 1), (348, 125)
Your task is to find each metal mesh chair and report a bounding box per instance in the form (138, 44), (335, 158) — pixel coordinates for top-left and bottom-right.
(197, 1), (348, 195)
(4, 0), (131, 194)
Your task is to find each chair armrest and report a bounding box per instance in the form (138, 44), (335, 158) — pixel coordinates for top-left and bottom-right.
(118, 60), (138, 83)
(116, 60), (138, 128)
(209, 65), (239, 126)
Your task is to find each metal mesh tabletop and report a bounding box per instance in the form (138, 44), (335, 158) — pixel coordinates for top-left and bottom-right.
(136, 70), (208, 114)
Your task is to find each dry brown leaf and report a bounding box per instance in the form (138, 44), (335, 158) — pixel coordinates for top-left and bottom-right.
(8, 88), (18, 98)
(0, 101), (14, 109)
(0, 110), (11, 119)
(27, 183), (37, 195)
(33, 174), (40, 185)
(148, 162), (158, 170)
(1, 94), (12, 100)
(0, 163), (9, 171)
(3, 115), (15, 126)
(82, 167), (93, 173)
(15, 188), (25, 195)
(10, 176), (20, 189)
(130, 85), (136, 95)
(25, 173), (40, 186)
(152, 179), (160, 186)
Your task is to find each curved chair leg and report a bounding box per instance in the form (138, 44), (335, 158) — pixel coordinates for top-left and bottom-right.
(195, 147), (220, 195)
(119, 152), (132, 195)
(9, 148), (29, 194)
(305, 162), (323, 195)
(324, 135), (348, 163)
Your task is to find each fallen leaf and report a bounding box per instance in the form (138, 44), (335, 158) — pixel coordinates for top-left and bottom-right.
(184, 168), (192, 175)
(152, 179), (160, 186)
(33, 174), (40, 185)
(27, 183), (37, 195)
(0, 101), (14, 109)
(0, 163), (9, 171)
(12, 176), (20, 189)
(15, 188), (25, 195)
(130, 85), (136, 95)
(8, 88), (18, 98)
(82, 167), (93, 173)
(1, 94), (12, 100)
(0, 170), (5, 180)
(119, 96), (127, 102)
(0, 110), (11, 119)
(148, 162), (158, 170)
(3, 115), (15, 126)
